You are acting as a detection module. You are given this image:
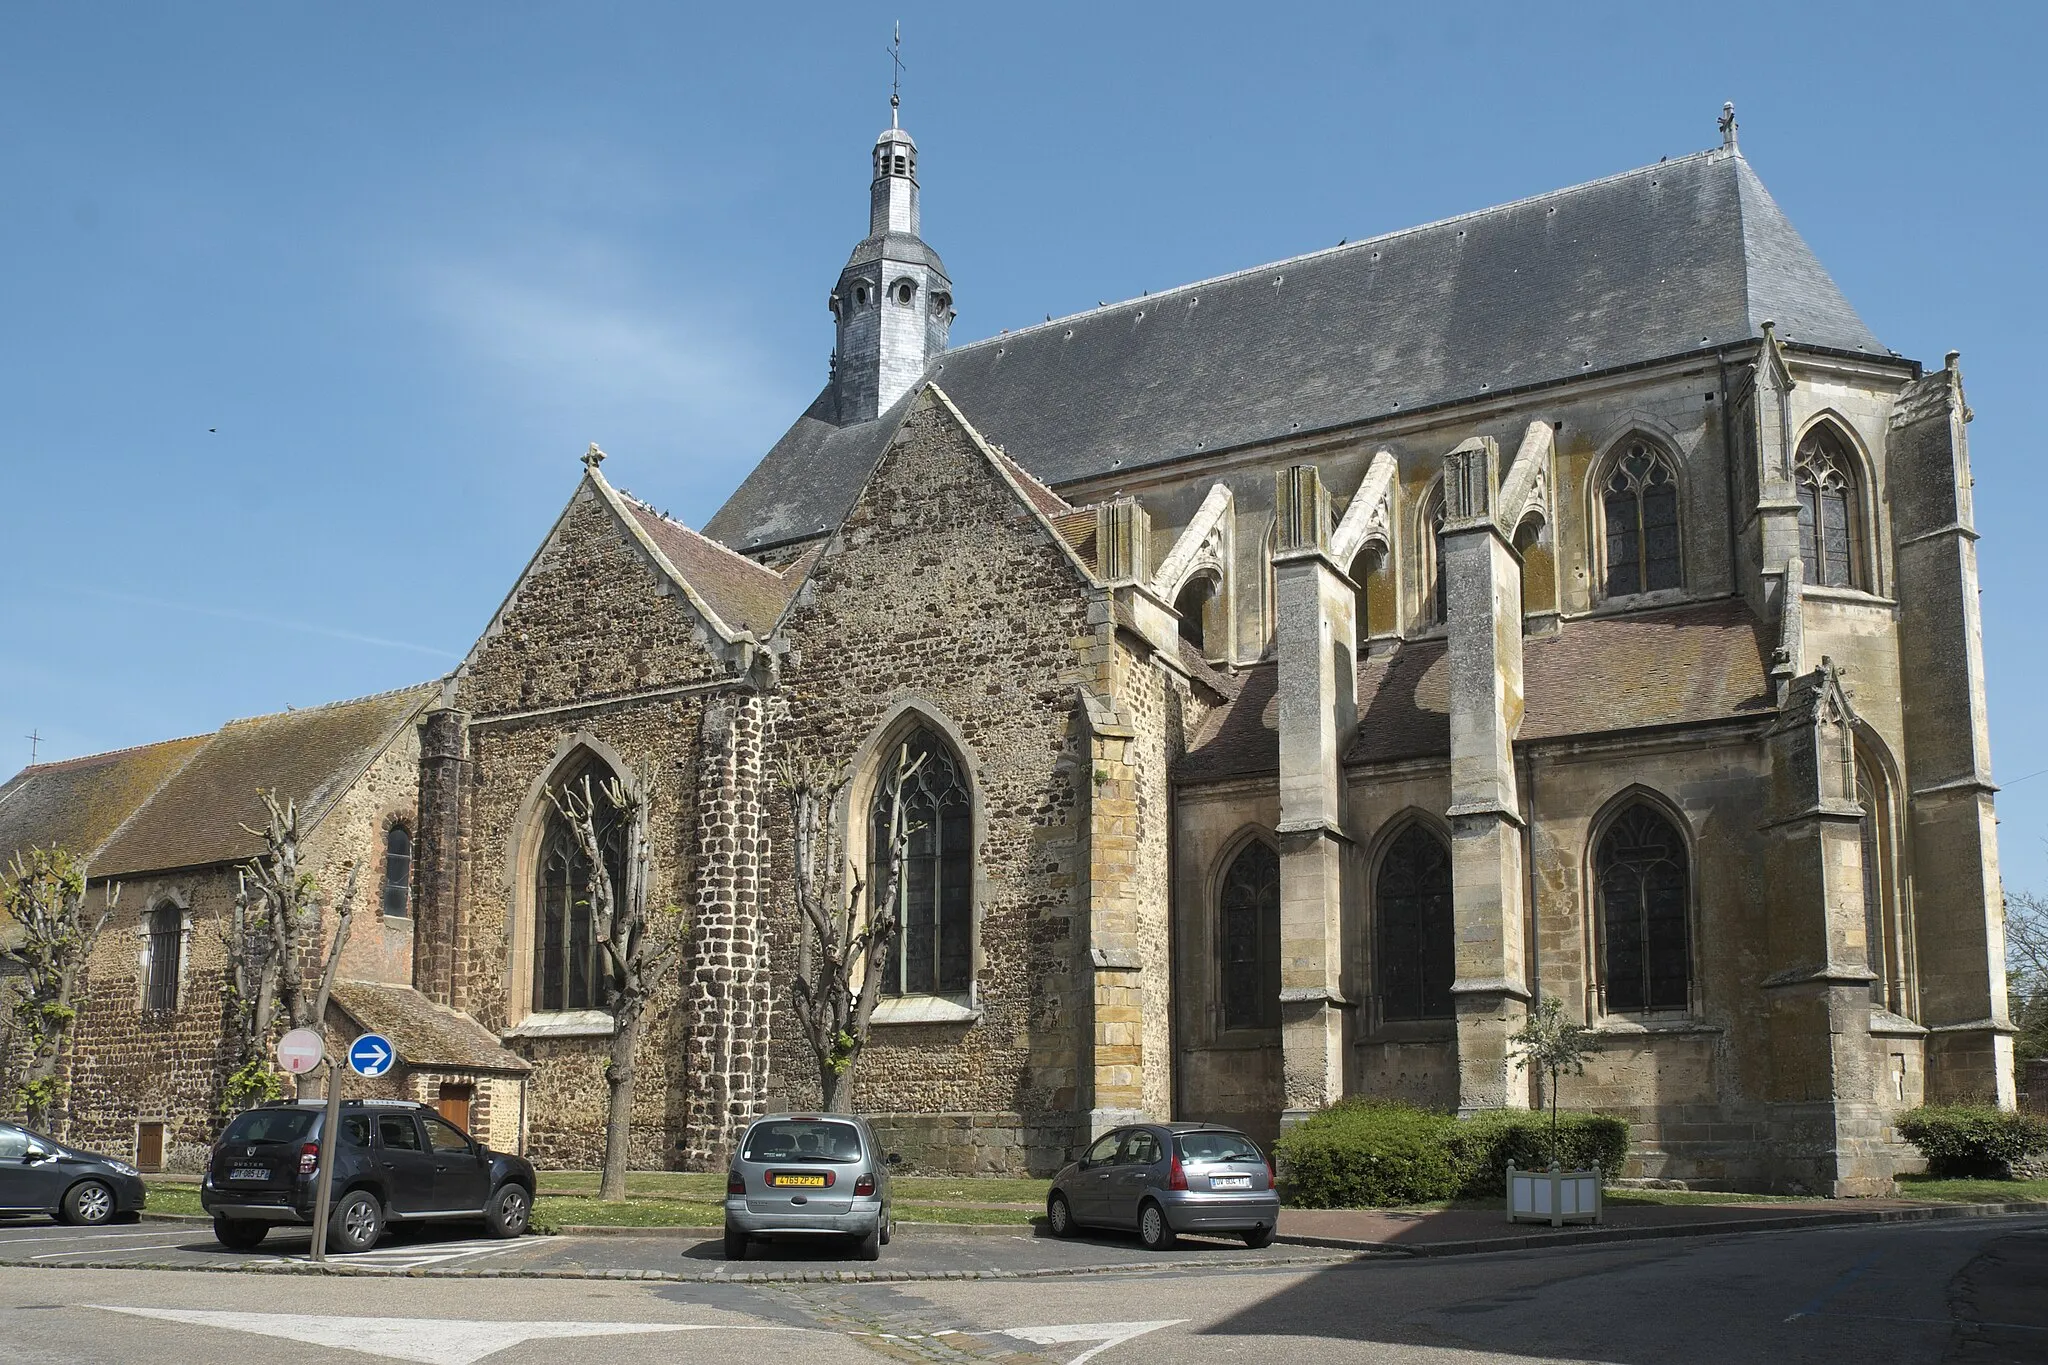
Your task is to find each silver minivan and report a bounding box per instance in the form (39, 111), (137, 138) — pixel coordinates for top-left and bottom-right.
(1047, 1122), (1279, 1249)
(723, 1113), (893, 1261)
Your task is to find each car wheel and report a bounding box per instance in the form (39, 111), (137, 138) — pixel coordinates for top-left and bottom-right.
(61, 1180), (115, 1226)
(1242, 1224), (1274, 1249)
(485, 1183), (531, 1238)
(723, 1219), (748, 1261)
(855, 1222), (882, 1262)
(213, 1216), (268, 1251)
(1138, 1200), (1177, 1251)
(878, 1215), (892, 1246)
(1047, 1191), (1077, 1237)
(327, 1190), (384, 1254)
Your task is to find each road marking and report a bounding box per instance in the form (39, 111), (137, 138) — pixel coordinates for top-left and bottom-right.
(1785, 1252), (1877, 1321)
(90, 1308), (801, 1365)
(992, 1320), (1186, 1365)
(0, 1229), (193, 1247)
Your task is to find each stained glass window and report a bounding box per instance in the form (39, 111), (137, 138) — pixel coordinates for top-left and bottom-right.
(1597, 804), (1691, 1013)
(1602, 441), (1682, 598)
(876, 727), (973, 997)
(1377, 824), (1454, 1020)
(1796, 428), (1858, 589)
(532, 758), (627, 1014)
(1220, 840), (1281, 1030)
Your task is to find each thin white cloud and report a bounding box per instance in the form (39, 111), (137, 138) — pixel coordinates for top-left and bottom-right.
(51, 583), (458, 660)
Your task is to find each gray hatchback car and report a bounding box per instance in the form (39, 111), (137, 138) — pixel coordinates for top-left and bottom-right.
(1047, 1122), (1278, 1249)
(723, 1114), (893, 1261)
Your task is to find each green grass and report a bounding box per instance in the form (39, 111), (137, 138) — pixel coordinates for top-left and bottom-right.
(1603, 1189), (1810, 1206)
(1893, 1175), (2048, 1204)
(144, 1183), (203, 1216)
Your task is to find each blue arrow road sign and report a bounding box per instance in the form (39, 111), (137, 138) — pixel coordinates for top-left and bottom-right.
(348, 1033), (397, 1078)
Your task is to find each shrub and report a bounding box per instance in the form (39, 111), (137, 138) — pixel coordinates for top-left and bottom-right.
(1275, 1100), (1632, 1207)
(1897, 1104), (2048, 1178)
(1274, 1100), (1464, 1207)
(1452, 1110), (1632, 1196)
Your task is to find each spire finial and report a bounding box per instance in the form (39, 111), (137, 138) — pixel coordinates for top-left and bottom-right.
(1719, 101), (1738, 150)
(582, 442), (606, 470)
(886, 22), (905, 128)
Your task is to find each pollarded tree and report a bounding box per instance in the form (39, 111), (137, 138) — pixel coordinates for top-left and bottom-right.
(1, 846), (119, 1132)
(219, 791), (359, 1111)
(546, 773), (689, 1202)
(780, 742), (922, 1114)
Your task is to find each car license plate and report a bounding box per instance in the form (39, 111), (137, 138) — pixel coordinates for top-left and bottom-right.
(1213, 1175), (1252, 1189)
(770, 1173), (826, 1188)
(229, 1168), (270, 1181)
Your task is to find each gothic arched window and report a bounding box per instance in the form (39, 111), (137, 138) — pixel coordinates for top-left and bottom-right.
(1421, 487), (1448, 626)
(144, 902), (182, 1013)
(533, 758), (627, 1014)
(1858, 748), (1907, 1014)
(1796, 427), (1861, 589)
(1601, 440), (1682, 598)
(381, 823), (412, 919)
(1219, 839), (1280, 1030)
(1175, 574), (1217, 653)
(876, 726), (973, 997)
(1596, 803), (1692, 1014)
(1376, 823), (1454, 1021)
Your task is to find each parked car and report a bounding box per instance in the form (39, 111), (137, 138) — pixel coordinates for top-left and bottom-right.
(723, 1113), (894, 1261)
(0, 1121), (147, 1225)
(199, 1098), (535, 1253)
(1047, 1122), (1279, 1249)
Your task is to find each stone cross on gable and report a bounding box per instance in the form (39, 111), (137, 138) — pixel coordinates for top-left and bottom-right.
(582, 443), (606, 470)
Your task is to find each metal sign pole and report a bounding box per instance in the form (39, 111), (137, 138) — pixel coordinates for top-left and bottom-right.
(309, 1046), (342, 1261)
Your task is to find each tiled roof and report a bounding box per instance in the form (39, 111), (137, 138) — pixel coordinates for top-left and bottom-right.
(708, 150), (1883, 552)
(329, 979), (530, 1075)
(620, 497), (796, 636)
(1177, 598), (1774, 783)
(0, 735), (209, 870)
(90, 685), (438, 878)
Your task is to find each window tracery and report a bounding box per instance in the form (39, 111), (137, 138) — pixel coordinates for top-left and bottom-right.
(1219, 839), (1280, 1030)
(876, 726), (972, 997)
(533, 757), (627, 1014)
(1795, 427), (1860, 589)
(1376, 823), (1454, 1021)
(1596, 803), (1692, 1014)
(1601, 440), (1682, 599)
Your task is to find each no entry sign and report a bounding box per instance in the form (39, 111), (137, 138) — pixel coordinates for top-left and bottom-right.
(276, 1028), (325, 1074)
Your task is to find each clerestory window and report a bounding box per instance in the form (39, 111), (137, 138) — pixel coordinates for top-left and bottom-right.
(1601, 441), (1682, 598)
(1795, 427), (1861, 589)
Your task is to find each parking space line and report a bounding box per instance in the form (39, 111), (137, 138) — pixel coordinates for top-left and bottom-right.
(31, 1242), (205, 1260)
(0, 1229), (195, 1247)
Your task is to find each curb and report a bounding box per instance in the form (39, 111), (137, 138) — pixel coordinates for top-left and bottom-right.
(1274, 1200), (2048, 1258)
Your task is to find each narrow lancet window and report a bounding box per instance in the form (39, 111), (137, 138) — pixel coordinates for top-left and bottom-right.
(1219, 840), (1281, 1030)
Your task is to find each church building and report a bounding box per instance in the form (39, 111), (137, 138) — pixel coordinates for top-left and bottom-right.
(5, 105), (2012, 1194)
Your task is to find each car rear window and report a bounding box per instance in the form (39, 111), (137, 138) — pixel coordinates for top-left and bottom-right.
(741, 1119), (864, 1164)
(221, 1109), (317, 1145)
(1175, 1130), (1263, 1164)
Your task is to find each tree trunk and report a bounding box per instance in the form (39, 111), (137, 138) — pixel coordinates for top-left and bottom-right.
(599, 1006), (642, 1202)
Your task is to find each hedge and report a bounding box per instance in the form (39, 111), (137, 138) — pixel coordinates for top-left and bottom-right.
(1896, 1104), (2048, 1179)
(1273, 1100), (1631, 1208)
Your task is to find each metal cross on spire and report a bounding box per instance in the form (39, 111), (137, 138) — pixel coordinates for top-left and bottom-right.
(886, 22), (905, 127)
(25, 729), (40, 766)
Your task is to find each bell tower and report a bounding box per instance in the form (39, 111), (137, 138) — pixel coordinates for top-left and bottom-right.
(828, 84), (953, 424)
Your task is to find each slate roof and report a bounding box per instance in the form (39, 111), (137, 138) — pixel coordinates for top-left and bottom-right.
(0, 735), (210, 869)
(1177, 598), (1774, 782)
(707, 148), (1882, 553)
(619, 495), (794, 635)
(329, 979), (530, 1075)
(88, 685), (438, 878)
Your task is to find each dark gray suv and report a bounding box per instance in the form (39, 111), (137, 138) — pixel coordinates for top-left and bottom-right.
(1047, 1122), (1278, 1249)
(200, 1099), (535, 1253)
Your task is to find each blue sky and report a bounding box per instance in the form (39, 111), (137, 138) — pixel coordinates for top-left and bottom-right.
(3, 2), (2045, 888)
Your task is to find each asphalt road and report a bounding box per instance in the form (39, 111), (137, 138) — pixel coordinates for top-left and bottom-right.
(0, 1215), (2042, 1364)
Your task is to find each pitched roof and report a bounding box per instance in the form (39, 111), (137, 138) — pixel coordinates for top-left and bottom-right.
(329, 979), (530, 1075)
(0, 735), (210, 869)
(617, 495), (794, 635)
(90, 685), (438, 878)
(1177, 598), (1774, 782)
(708, 149), (1881, 553)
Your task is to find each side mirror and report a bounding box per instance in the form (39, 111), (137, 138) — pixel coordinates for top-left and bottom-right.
(24, 1147), (52, 1164)
(885, 1152), (902, 1166)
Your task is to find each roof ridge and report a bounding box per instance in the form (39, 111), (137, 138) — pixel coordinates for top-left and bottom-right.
(942, 148), (1731, 353)
(9, 731), (215, 777)
(618, 492), (790, 583)
(217, 679), (443, 730)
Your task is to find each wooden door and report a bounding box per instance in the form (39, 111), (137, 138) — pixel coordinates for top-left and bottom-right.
(436, 1084), (474, 1133)
(136, 1122), (165, 1173)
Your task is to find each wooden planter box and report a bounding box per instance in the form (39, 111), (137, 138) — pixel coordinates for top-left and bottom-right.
(1506, 1163), (1602, 1226)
